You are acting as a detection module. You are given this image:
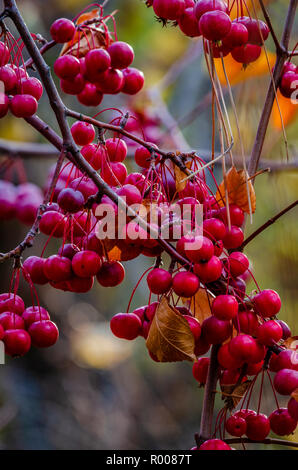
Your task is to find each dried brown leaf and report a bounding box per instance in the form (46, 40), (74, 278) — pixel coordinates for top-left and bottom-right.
(146, 297), (196, 363)
(291, 389), (298, 403)
(283, 336), (298, 350)
(221, 380), (252, 411)
(183, 288), (214, 324)
(174, 161), (192, 193)
(216, 165), (256, 214)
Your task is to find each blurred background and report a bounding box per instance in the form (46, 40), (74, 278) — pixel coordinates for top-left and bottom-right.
(0, 0), (297, 450)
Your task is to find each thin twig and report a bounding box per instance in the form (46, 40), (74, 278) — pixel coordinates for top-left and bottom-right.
(225, 437), (298, 449)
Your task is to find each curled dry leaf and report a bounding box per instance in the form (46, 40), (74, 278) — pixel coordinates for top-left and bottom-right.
(146, 296), (196, 363)
(174, 160), (192, 193)
(216, 165), (256, 214)
(183, 288), (214, 324)
(283, 336), (298, 350)
(221, 380), (252, 411)
(291, 389), (298, 403)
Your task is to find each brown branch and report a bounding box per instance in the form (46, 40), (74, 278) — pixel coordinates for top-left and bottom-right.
(241, 199), (298, 249)
(258, 0), (287, 55)
(248, 0), (297, 180)
(225, 437), (298, 449)
(0, 137), (58, 158)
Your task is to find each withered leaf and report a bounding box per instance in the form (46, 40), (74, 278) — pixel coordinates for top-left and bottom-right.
(216, 165), (256, 214)
(283, 336), (298, 350)
(221, 380), (252, 411)
(146, 296), (196, 363)
(102, 239), (141, 262)
(183, 288), (214, 324)
(291, 389), (298, 403)
(174, 160), (192, 193)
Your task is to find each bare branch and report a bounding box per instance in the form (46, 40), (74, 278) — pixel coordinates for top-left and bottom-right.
(225, 437), (298, 449)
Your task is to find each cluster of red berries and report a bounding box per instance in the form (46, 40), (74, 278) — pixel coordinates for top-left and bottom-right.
(51, 16), (144, 107)
(147, 0), (270, 65)
(0, 181), (43, 225)
(0, 292), (58, 357)
(279, 60), (298, 100)
(0, 41), (43, 119)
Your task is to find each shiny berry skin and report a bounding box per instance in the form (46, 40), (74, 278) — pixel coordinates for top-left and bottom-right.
(85, 48), (111, 77)
(10, 94), (38, 118)
(67, 276), (94, 293)
(110, 313), (142, 340)
(217, 343), (244, 370)
(60, 74), (85, 95)
(193, 256), (222, 283)
(101, 161), (128, 186)
(29, 320), (59, 348)
(96, 261), (125, 287)
(0, 312), (25, 330)
(218, 204), (244, 227)
(231, 44), (262, 64)
(220, 369), (245, 386)
(39, 210), (65, 237)
(269, 349), (298, 372)
(57, 188), (84, 213)
(226, 414), (247, 437)
(201, 316), (232, 344)
(0, 42), (10, 66)
(50, 18), (75, 43)
(277, 320), (291, 340)
(0, 92), (9, 118)
(106, 138), (128, 162)
(253, 289), (281, 318)
(212, 294), (238, 321)
(192, 357), (210, 385)
(147, 268), (172, 294)
(256, 320), (283, 346)
(184, 315), (201, 341)
(222, 225), (244, 250)
(0, 65), (17, 92)
(54, 55), (80, 79)
(122, 67), (145, 95)
(269, 408), (297, 436)
(134, 145), (156, 168)
(199, 11), (231, 41)
(22, 306), (50, 328)
(18, 77), (43, 100)
(203, 218), (226, 241)
(223, 22), (248, 48)
(246, 414), (270, 441)
(43, 255), (73, 282)
(4, 329), (31, 357)
(117, 184), (142, 206)
(23, 256), (48, 285)
(226, 252), (249, 278)
(153, 0), (185, 20)
(78, 83), (103, 107)
(81, 143), (105, 170)
(185, 236), (214, 263)
(199, 439), (232, 450)
(194, 0), (228, 20)
(280, 72), (298, 99)
(179, 7), (201, 37)
(288, 397), (298, 421)
(71, 251), (101, 278)
(228, 334), (261, 363)
(95, 68), (124, 94)
(71, 121), (95, 146)
(0, 293), (25, 315)
(172, 271), (199, 297)
(233, 311), (259, 336)
(239, 18), (269, 45)
(108, 41), (134, 69)
(274, 369), (298, 396)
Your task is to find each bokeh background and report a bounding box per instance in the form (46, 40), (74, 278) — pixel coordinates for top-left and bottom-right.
(0, 0), (297, 450)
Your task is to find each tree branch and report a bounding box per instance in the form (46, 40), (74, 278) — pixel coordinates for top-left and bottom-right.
(225, 437), (298, 449)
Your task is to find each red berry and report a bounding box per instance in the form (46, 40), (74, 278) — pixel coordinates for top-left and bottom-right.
(192, 357), (210, 384)
(0, 65), (17, 92)
(39, 210), (66, 238)
(269, 349), (298, 373)
(71, 121), (95, 146)
(81, 143), (105, 170)
(54, 55), (80, 79)
(274, 369), (298, 396)
(238, 17), (269, 45)
(57, 188), (84, 213)
(4, 329), (31, 357)
(193, 256), (222, 283)
(222, 225), (244, 250)
(117, 184), (142, 206)
(226, 414), (247, 437)
(23, 256), (48, 285)
(226, 251), (249, 277)
(0, 312), (25, 330)
(135, 144), (157, 168)
(78, 83), (103, 107)
(0, 293), (25, 315)
(147, 268), (172, 294)
(269, 408), (297, 436)
(228, 334), (260, 363)
(280, 72), (298, 99)
(101, 161), (128, 186)
(277, 320), (291, 340)
(106, 138), (128, 162)
(95, 68), (124, 94)
(153, 0), (185, 20)
(199, 439), (232, 450)
(108, 42), (134, 69)
(212, 294), (238, 321)
(0, 42), (10, 66)
(85, 48), (111, 77)
(96, 261), (125, 287)
(253, 289), (281, 318)
(218, 204), (244, 227)
(179, 7), (201, 37)
(67, 276), (94, 293)
(201, 316), (232, 344)
(172, 271), (199, 297)
(110, 313), (142, 340)
(288, 397), (298, 421)
(231, 44), (262, 64)
(246, 413), (270, 441)
(256, 320), (283, 346)
(43, 255), (73, 282)
(233, 310), (259, 336)
(71, 250), (101, 278)
(22, 306), (50, 328)
(29, 320), (59, 348)
(184, 315), (201, 341)
(10, 94), (38, 118)
(194, 0), (228, 20)
(199, 11), (231, 41)
(223, 21), (248, 48)
(18, 76), (43, 100)
(203, 218), (226, 241)
(122, 67), (145, 95)
(60, 74), (85, 94)
(184, 235), (214, 263)
(217, 343), (244, 369)
(50, 18), (75, 43)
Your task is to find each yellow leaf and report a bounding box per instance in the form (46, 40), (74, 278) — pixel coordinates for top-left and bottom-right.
(146, 296), (196, 363)
(221, 380), (252, 411)
(272, 90), (298, 130)
(215, 49), (276, 86)
(183, 288), (213, 324)
(174, 160), (192, 192)
(291, 389), (298, 403)
(216, 165), (256, 214)
(229, 0), (272, 20)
